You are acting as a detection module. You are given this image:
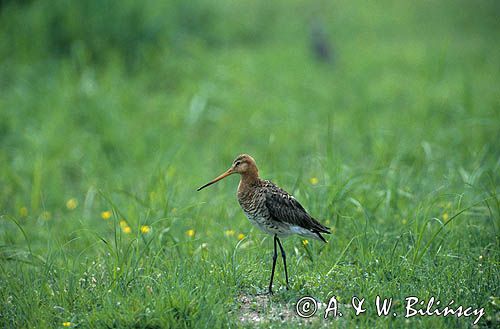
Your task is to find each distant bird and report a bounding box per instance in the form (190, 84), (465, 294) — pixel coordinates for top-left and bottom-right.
(310, 19), (334, 63)
(197, 154), (330, 294)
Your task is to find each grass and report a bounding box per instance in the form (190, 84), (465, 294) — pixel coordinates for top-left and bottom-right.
(1, 0), (499, 328)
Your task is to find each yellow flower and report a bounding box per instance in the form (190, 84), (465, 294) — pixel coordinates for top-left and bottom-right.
(120, 219), (131, 233)
(62, 322), (71, 327)
(19, 206), (28, 217)
(237, 233), (245, 241)
(101, 210), (112, 220)
(41, 211), (51, 220)
(402, 218), (407, 225)
(309, 177), (319, 185)
(224, 229), (235, 237)
(302, 239), (309, 247)
(443, 212), (449, 222)
(140, 225), (151, 234)
(186, 229), (195, 238)
(66, 198), (78, 210)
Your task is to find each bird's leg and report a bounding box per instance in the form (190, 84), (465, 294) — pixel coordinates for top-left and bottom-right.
(268, 234), (278, 294)
(276, 237), (289, 290)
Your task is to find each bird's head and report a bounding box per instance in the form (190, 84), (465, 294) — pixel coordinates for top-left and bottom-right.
(197, 154), (258, 191)
(231, 154), (257, 175)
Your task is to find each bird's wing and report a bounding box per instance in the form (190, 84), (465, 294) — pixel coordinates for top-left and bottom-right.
(263, 181), (330, 235)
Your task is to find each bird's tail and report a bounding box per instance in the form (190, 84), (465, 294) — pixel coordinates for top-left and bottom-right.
(315, 232), (328, 243)
(312, 222), (331, 243)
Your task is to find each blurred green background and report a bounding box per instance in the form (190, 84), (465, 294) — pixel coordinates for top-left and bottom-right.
(1, 0), (498, 214)
(0, 0), (499, 328)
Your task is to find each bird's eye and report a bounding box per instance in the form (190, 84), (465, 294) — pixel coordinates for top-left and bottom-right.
(235, 161), (241, 166)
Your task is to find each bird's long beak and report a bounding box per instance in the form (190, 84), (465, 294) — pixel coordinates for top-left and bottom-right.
(197, 168), (234, 191)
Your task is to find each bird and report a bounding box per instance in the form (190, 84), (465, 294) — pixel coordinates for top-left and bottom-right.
(310, 19), (334, 64)
(197, 154), (330, 294)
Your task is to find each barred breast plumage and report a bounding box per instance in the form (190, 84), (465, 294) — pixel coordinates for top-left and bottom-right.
(237, 178), (330, 241)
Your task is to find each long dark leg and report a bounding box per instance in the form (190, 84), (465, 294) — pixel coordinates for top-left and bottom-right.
(268, 234), (278, 294)
(276, 237), (289, 290)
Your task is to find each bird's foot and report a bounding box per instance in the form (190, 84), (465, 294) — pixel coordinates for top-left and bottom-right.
(255, 289), (273, 296)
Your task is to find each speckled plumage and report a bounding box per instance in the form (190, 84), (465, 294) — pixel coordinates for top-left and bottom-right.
(237, 178), (330, 241)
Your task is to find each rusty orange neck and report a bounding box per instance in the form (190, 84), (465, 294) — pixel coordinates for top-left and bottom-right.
(238, 170), (260, 192)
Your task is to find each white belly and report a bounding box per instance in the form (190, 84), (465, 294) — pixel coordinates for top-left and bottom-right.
(243, 211), (292, 237)
(243, 211), (321, 240)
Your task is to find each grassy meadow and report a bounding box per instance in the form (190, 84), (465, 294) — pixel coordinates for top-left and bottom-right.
(1, 0), (499, 327)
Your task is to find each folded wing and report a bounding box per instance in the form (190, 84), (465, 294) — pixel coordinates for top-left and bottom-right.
(263, 181), (330, 242)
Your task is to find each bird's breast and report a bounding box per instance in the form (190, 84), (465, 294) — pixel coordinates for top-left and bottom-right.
(237, 188), (261, 214)
(237, 186), (264, 218)
(237, 187), (290, 236)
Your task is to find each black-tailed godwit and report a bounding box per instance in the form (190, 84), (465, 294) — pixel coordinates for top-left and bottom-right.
(197, 154), (330, 294)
